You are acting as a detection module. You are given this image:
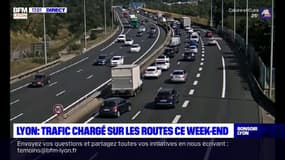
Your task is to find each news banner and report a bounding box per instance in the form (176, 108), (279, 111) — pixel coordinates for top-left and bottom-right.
(13, 123), (285, 138)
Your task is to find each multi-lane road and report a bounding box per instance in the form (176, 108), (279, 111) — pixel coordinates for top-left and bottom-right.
(10, 11), (167, 125)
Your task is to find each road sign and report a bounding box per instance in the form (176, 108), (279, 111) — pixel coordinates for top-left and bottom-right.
(53, 104), (64, 115)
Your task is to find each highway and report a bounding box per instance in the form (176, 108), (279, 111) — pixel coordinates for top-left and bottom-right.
(87, 25), (260, 124)
(9, 10), (167, 125)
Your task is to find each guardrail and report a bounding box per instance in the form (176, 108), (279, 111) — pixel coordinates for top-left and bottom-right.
(10, 19), (121, 84)
(45, 18), (172, 123)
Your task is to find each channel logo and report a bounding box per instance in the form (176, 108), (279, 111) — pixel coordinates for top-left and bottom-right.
(260, 7), (272, 20)
(13, 7), (28, 19)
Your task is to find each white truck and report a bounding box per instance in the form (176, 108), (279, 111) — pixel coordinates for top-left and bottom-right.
(169, 36), (181, 47)
(181, 16), (191, 29)
(111, 64), (143, 96)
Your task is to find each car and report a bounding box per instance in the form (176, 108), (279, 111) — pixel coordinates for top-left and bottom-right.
(155, 60), (170, 71)
(185, 26), (192, 30)
(189, 45), (198, 53)
(170, 69), (188, 82)
(154, 88), (179, 108)
(174, 28), (181, 36)
(186, 28), (194, 33)
(110, 56), (124, 66)
(156, 55), (170, 63)
(207, 37), (217, 45)
(139, 25), (146, 32)
(30, 73), (51, 87)
(130, 44), (141, 52)
(136, 31), (143, 37)
(143, 66), (162, 78)
(189, 40), (199, 47)
(183, 51), (196, 61)
(124, 38), (134, 46)
(190, 33), (199, 43)
(205, 31), (213, 38)
(117, 34), (126, 42)
(163, 47), (179, 58)
(99, 97), (131, 117)
(93, 54), (109, 65)
(150, 26), (156, 33)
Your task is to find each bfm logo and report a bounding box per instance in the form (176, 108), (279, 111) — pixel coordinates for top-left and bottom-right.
(13, 7), (28, 19)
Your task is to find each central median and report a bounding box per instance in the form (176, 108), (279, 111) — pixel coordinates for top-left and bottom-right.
(46, 17), (172, 123)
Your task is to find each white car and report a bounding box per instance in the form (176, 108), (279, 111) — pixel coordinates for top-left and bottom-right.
(190, 33), (199, 42)
(207, 37), (217, 45)
(144, 66), (162, 78)
(170, 70), (188, 82)
(156, 55), (170, 63)
(124, 38), (134, 46)
(110, 56), (124, 66)
(139, 25), (146, 32)
(189, 45), (198, 53)
(130, 44), (141, 52)
(117, 34), (126, 42)
(155, 60), (170, 70)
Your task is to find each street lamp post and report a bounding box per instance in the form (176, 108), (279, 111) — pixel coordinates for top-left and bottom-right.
(269, 0), (274, 99)
(83, 0), (87, 52)
(104, 0), (107, 35)
(43, 0), (47, 64)
(234, 0), (236, 40)
(210, 0), (213, 27)
(221, 0), (224, 31)
(111, 0), (113, 30)
(245, 0), (248, 56)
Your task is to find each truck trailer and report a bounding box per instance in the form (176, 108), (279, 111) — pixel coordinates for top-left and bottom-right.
(111, 64), (143, 96)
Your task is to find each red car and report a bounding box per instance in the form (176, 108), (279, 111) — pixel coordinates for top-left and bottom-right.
(205, 31), (213, 38)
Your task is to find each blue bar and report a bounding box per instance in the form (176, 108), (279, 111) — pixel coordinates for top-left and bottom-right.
(234, 124), (285, 138)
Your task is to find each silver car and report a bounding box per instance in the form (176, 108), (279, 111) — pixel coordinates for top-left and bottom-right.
(170, 70), (188, 82)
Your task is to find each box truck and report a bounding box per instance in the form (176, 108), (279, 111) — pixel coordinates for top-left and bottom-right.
(111, 64), (143, 96)
(181, 17), (191, 29)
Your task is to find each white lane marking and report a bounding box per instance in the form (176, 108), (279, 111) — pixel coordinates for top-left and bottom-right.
(172, 115), (182, 123)
(202, 50), (205, 54)
(10, 113), (23, 121)
(199, 67), (203, 71)
(48, 81), (58, 87)
(193, 80), (198, 86)
(203, 139), (215, 160)
(84, 113), (99, 123)
(10, 83), (29, 93)
(202, 48), (205, 51)
(182, 100), (190, 108)
(86, 75), (93, 79)
(49, 57), (89, 76)
(125, 28), (131, 34)
(131, 111), (141, 120)
(132, 23), (160, 64)
(77, 69), (83, 73)
(189, 89), (195, 95)
(201, 58), (205, 61)
(196, 73), (201, 78)
(177, 61), (180, 65)
(56, 90), (66, 97)
(100, 11), (124, 52)
(42, 79), (111, 123)
(200, 62), (204, 66)
(202, 54), (205, 57)
(221, 56), (226, 98)
(10, 99), (20, 105)
(216, 41), (222, 50)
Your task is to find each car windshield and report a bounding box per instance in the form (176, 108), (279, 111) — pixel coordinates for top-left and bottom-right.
(98, 55), (106, 59)
(190, 46), (196, 49)
(147, 68), (156, 72)
(119, 35), (125, 38)
(34, 75), (44, 79)
(191, 36), (198, 38)
(132, 44), (139, 47)
(103, 101), (116, 107)
(126, 39), (132, 41)
(112, 57), (121, 60)
(157, 91), (171, 96)
(173, 71), (184, 75)
(156, 61), (165, 65)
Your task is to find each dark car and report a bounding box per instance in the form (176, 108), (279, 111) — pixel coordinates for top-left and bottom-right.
(93, 55), (109, 65)
(174, 28), (181, 36)
(164, 47), (179, 58)
(136, 31), (143, 37)
(30, 74), (51, 87)
(99, 97), (131, 117)
(154, 88), (179, 108)
(205, 31), (213, 38)
(183, 51), (196, 61)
